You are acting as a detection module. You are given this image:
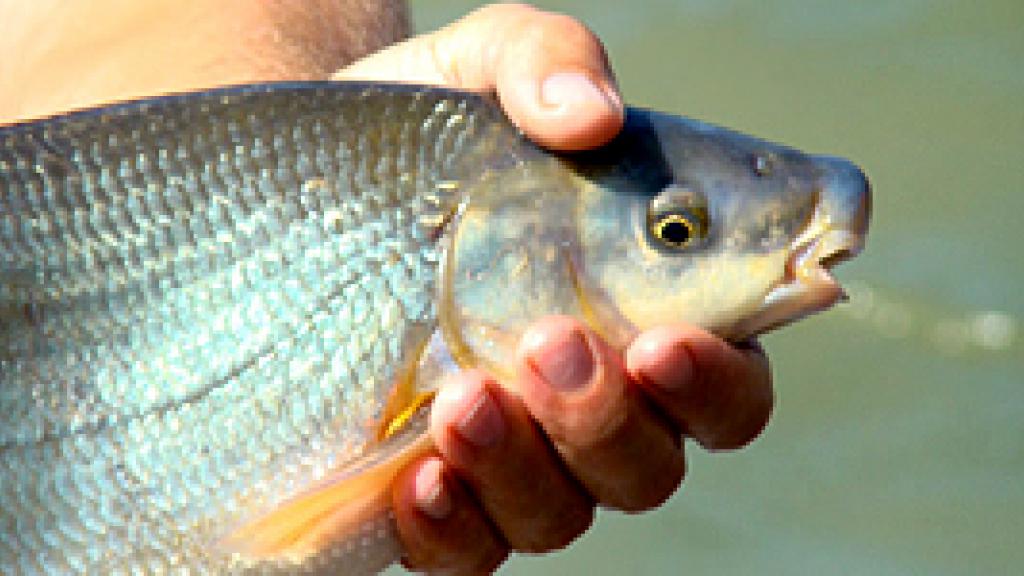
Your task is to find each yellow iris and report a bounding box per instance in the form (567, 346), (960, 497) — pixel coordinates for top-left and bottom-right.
(650, 208), (707, 248)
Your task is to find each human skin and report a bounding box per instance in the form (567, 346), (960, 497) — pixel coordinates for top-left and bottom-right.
(0, 2), (774, 573)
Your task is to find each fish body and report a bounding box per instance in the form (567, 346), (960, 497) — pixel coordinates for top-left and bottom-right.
(0, 82), (869, 574)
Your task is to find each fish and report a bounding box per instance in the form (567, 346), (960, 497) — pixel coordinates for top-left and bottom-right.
(0, 81), (870, 574)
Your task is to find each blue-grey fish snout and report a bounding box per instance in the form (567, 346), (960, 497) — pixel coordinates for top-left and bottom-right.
(816, 155), (871, 242)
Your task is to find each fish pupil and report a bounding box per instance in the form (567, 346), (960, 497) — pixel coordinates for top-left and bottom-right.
(661, 220), (691, 245)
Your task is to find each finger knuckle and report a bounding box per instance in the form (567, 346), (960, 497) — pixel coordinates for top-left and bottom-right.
(470, 2), (539, 23)
(686, 341), (774, 450)
(464, 544), (509, 575)
(700, 382), (774, 451)
(511, 503), (594, 553)
(478, 4), (601, 58)
(527, 15), (601, 56)
(541, 12), (599, 46)
(410, 534), (508, 575)
(711, 409), (774, 451)
(615, 451), (687, 513)
(541, 401), (633, 461)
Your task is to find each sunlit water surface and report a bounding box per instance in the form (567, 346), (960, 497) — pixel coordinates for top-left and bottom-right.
(407, 2), (1023, 575)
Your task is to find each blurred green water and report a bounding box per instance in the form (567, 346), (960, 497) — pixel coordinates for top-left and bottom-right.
(408, 2), (1024, 575)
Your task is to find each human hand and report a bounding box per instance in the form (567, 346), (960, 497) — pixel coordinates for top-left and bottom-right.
(333, 5), (775, 573)
(333, 3), (624, 151)
(393, 317), (772, 573)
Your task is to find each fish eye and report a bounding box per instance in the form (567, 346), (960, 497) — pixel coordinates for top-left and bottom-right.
(649, 208), (707, 249)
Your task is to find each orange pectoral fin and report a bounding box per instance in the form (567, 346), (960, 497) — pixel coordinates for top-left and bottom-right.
(220, 433), (434, 563)
(380, 390), (436, 441)
(222, 326), (451, 563)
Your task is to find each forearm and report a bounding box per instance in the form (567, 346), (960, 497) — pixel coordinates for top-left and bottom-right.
(0, 0), (409, 123)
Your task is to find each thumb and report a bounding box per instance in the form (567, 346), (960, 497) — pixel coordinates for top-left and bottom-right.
(333, 3), (624, 151)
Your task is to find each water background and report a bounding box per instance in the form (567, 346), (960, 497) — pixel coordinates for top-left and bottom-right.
(410, 2), (1023, 574)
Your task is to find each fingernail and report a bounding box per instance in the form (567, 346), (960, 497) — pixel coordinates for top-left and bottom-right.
(414, 459), (452, 520)
(525, 327), (595, 392)
(455, 387), (505, 448)
(541, 71), (619, 111)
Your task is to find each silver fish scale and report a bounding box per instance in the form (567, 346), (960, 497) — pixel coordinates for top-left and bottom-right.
(0, 83), (519, 573)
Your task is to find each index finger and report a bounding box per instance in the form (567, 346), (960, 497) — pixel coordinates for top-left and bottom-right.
(333, 3), (624, 151)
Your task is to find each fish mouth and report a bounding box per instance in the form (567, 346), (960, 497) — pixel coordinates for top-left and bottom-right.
(729, 216), (866, 340)
(727, 154), (871, 340)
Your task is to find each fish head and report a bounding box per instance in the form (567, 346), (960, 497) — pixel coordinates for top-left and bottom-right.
(571, 109), (871, 343)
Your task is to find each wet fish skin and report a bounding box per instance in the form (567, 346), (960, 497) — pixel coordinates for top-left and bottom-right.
(0, 82), (869, 574)
(0, 82), (518, 574)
